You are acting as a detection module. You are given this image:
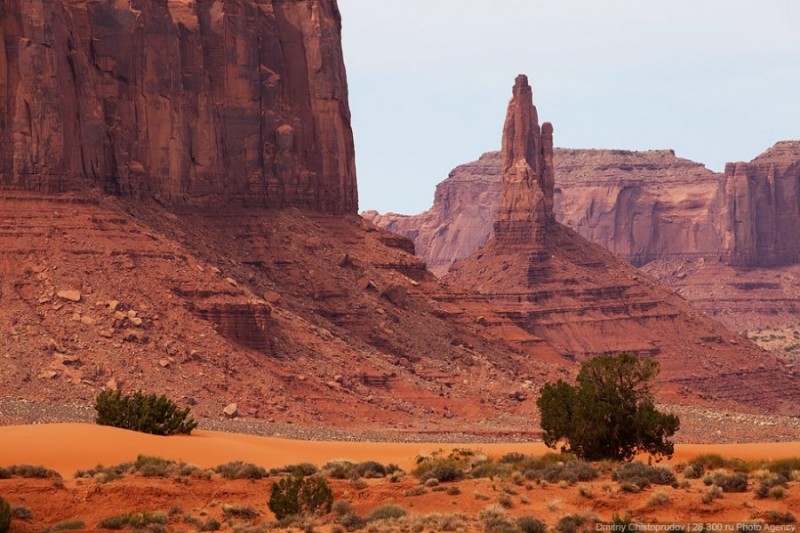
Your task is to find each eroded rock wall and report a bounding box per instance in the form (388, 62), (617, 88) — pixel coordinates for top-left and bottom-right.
(369, 142), (800, 272)
(0, 0), (357, 213)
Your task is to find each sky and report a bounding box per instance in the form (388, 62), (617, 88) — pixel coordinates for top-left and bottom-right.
(338, 0), (800, 216)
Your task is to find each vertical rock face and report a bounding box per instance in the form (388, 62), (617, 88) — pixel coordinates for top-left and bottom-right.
(0, 0), (357, 214)
(493, 75), (554, 248)
(720, 141), (800, 266)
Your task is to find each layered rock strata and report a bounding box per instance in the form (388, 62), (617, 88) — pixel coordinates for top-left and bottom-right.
(439, 76), (800, 412)
(721, 141), (800, 266)
(493, 75), (555, 249)
(0, 0), (357, 213)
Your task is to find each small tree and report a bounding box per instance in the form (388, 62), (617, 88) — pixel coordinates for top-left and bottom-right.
(95, 390), (198, 436)
(537, 353), (679, 461)
(268, 475), (333, 520)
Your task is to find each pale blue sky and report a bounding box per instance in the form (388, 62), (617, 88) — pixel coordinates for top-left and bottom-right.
(339, 1), (800, 215)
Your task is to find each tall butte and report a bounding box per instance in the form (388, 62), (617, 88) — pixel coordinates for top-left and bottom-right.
(493, 74), (555, 249)
(0, 0), (357, 214)
(442, 75), (800, 412)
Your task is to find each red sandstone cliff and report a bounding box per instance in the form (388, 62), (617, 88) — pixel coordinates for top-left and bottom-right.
(440, 76), (800, 413)
(0, 0), (357, 213)
(365, 148), (723, 272)
(365, 142), (800, 330)
(721, 141), (800, 266)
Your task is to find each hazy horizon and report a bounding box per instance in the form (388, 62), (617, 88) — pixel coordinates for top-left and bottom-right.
(340, 0), (800, 215)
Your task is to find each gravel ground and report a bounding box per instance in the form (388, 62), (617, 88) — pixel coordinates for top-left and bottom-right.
(2, 397), (799, 444)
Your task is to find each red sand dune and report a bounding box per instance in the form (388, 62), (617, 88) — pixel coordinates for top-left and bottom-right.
(2, 424), (799, 478)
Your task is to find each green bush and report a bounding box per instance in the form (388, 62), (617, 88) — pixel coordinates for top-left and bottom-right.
(268, 475), (333, 519)
(214, 461), (267, 480)
(0, 498), (10, 533)
(0, 464), (61, 479)
(518, 516), (547, 533)
(538, 354), (679, 461)
(612, 462), (676, 489)
(222, 504), (258, 520)
(366, 504), (406, 522)
(98, 511), (168, 530)
(710, 472), (748, 493)
(95, 390), (197, 436)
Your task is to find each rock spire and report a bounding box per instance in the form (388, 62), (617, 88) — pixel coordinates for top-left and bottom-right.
(492, 75), (555, 247)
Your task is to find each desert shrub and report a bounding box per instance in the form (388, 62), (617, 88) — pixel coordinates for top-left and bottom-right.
(98, 511), (168, 530)
(612, 462), (675, 489)
(366, 504), (407, 522)
(689, 454), (749, 472)
(497, 492), (513, 509)
(540, 461), (598, 485)
(95, 389), (197, 436)
(447, 485), (461, 495)
(754, 474), (788, 499)
(471, 460), (513, 479)
(332, 501), (355, 516)
(538, 354), (679, 461)
(611, 512), (635, 533)
(648, 491), (670, 507)
(215, 461), (267, 480)
(324, 460), (356, 479)
(763, 458), (800, 478)
(268, 475), (333, 519)
(183, 515), (220, 531)
(0, 498), (10, 533)
(404, 486), (427, 497)
(418, 463), (464, 483)
(578, 485), (594, 498)
(709, 472), (748, 493)
(555, 514), (589, 533)
(0, 464), (61, 479)
(12, 506), (33, 520)
(133, 455), (174, 478)
(413, 449), (470, 483)
(763, 511), (796, 525)
(770, 487), (785, 499)
(683, 464), (703, 479)
(222, 504), (258, 520)
(271, 463), (318, 477)
(619, 482), (641, 493)
(478, 504), (515, 533)
(324, 460), (398, 480)
(338, 512), (366, 531)
(353, 461), (389, 478)
(76, 462), (133, 482)
(517, 516), (547, 533)
(702, 485), (724, 504)
(500, 452), (527, 464)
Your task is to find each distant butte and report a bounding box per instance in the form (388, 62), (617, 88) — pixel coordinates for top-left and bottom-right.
(365, 136), (800, 331)
(435, 75), (800, 413)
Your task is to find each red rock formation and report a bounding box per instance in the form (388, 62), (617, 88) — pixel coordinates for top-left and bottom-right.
(720, 141), (800, 266)
(493, 75), (555, 248)
(439, 76), (800, 413)
(0, 0), (357, 214)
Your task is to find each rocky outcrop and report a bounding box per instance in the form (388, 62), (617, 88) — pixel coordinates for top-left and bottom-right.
(369, 142), (800, 271)
(493, 75), (555, 248)
(438, 76), (800, 412)
(720, 141), (800, 266)
(365, 148), (724, 272)
(0, 0), (357, 214)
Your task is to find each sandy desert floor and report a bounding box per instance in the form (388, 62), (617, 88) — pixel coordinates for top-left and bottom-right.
(1, 424), (799, 532)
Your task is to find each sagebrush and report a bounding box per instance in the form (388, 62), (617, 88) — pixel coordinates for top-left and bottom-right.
(95, 389), (197, 436)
